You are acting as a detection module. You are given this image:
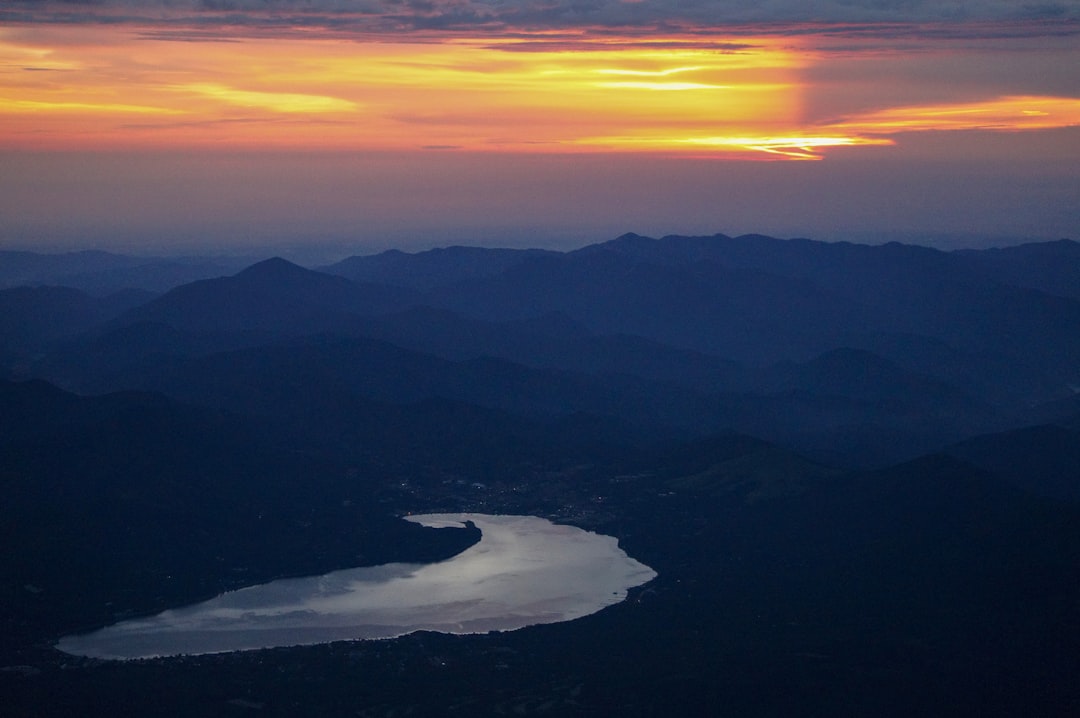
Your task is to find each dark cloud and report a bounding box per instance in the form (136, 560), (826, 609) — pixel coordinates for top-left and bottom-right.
(4, 0), (1080, 37)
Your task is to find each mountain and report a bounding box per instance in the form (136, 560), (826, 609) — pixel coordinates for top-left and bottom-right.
(114, 257), (418, 337)
(427, 241), (867, 361)
(954, 238), (1080, 300)
(945, 424), (1080, 500)
(325, 305), (748, 390)
(0, 249), (252, 294)
(753, 347), (980, 410)
(86, 332), (992, 468)
(590, 450), (1080, 718)
(0, 285), (153, 370)
(118, 334), (702, 441)
(16, 235), (1080, 408)
(8, 236), (1062, 467)
(5, 235), (1080, 716)
(0, 379), (481, 657)
(322, 245), (557, 290)
(417, 234), (1080, 406)
(0, 250), (143, 288)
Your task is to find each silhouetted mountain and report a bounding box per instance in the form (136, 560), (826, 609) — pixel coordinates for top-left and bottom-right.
(606, 449), (1080, 718)
(84, 332), (992, 468)
(945, 424), (1080, 500)
(115, 257), (418, 337)
(8, 236), (1060, 468)
(16, 235), (1077, 408)
(322, 245), (556, 289)
(635, 431), (839, 504)
(954, 238), (1080, 299)
(0, 285), (152, 368)
(331, 306), (746, 390)
(0, 250), (142, 288)
(754, 348), (982, 413)
(6, 235), (1080, 717)
(428, 243), (863, 361)
(27, 321), (233, 393)
(415, 234), (1080, 406)
(0, 379), (480, 653)
(0, 249), (251, 294)
(122, 334), (702, 442)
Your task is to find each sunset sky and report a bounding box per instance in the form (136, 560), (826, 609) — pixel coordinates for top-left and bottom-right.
(2, 1), (1079, 258)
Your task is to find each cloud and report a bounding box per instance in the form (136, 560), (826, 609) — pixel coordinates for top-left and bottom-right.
(829, 95), (1080, 133)
(174, 83), (358, 113)
(4, 0), (1080, 37)
(0, 96), (183, 114)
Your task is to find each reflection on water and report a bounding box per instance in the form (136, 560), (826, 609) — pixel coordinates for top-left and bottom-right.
(57, 514), (657, 660)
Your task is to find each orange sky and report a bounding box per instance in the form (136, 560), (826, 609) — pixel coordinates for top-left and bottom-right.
(3, 25), (1078, 160)
(1, 12), (1078, 254)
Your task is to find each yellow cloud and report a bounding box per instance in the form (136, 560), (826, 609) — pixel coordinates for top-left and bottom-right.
(831, 96), (1080, 134)
(0, 97), (181, 114)
(596, 81), (731, 91)
(579, 133), (893, 160)
(594, 66), (708, 77)
(175, 83), (358, 114)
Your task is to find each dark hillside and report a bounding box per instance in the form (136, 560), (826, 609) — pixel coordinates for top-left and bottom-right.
(0, 379), (479, 661)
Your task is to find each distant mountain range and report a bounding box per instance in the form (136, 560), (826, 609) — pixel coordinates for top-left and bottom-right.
(4, 233), (1079, 467)
(0, 249), (254, 295)
(4, 232), (1080, 716)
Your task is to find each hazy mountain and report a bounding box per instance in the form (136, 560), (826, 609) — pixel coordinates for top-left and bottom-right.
(115, 257), (418, 337)
(0, 285), (153, 370)
(79, 332), (990, 468)
(17, 234), (1076, 408)
(29, 320), (236, 393)
(0, 250), (143, 288)
(414, 234), (1080, 406)
(5, 230), (1080, 716)
(322, 245), (557, 290)
(954, 238), (1080, 300)
(119, 334), (706, 438)
(328, 306), (749, 390)
(945, 424), (1080, 500)
(751, 347), (980, 410)
(27, 261), (424, 391)
(320, 234), (1080, 406)
(8, 235), (1061, 468)
(427, 242), (867, 361)
(0, 249), (252, 294)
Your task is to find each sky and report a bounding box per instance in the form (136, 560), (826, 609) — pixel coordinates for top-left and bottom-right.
(1, 1), (1079, 259)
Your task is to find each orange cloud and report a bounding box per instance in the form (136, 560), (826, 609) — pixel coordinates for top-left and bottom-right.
(2, 26), (1078, 159)
(0, 28), (815, 155)
(173, 83), (358, 114)
(829, 95), (1080, 134)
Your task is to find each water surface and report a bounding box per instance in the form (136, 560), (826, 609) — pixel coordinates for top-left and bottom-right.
(57, 513), (657, 660)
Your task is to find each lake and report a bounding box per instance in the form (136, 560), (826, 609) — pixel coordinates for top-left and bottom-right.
(57, 513), (657, 660)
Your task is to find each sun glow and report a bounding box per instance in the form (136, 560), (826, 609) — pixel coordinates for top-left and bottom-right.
(2, 26), (1078, 159)
(0, 27), (814, 155)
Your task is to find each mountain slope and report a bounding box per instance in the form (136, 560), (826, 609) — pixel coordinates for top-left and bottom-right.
(322, 245), (556, 290)
(0, 286), (152, 370)
(0, 249), (251, 294)
(0, 379), (480, 656)
(117, 257), (418, 337)
(954, 238), (1080, 299)
(945, 424), (1080, 500)
(419, 234), (1080, 405)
